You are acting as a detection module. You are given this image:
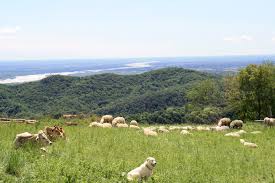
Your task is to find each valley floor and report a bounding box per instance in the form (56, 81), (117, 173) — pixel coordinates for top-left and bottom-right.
(0, 120), (274, 183)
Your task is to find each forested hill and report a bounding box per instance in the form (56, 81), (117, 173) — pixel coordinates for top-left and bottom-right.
(0, 68), (216, 121)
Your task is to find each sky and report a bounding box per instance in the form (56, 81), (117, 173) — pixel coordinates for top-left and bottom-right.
(0, 0), (275, 60)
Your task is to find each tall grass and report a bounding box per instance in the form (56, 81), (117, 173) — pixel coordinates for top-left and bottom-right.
(0, 121), (274, 182)
(5, 151), (24, 177)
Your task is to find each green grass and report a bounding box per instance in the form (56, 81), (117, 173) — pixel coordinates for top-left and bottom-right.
(0, 121), (275, 183)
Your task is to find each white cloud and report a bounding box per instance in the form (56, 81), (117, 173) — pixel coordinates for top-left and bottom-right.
(223, 35), (253, 42)
(240, 35), (253, 41)
(0, 26), (21, 34)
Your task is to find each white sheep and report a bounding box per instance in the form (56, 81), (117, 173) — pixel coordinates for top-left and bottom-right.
(230, 120), (243, 129)
(218, 118), (231, 127)
(89, 122), (103, 128)
(181, 126), (194, 130)
(240, 139), (258, 148)
(196, 126), (211, 131)
(263, 117), (275, 127)
(130, 125), (140, 129)
(180, 130), (192, 135)
(102, 123), (112, 128)
(144, 129), (158, 136)
(211, 126), (230, 131)
(117, 123), (129, 128)
(100, 115), (113, 124)
(168, 126), (182, 131)
(157, 128), (169, 133)
(130, 120), (138, 126)
(112, 117), (126, 126)
(235, 130), (247, 135)
(224, 132), (240, 137)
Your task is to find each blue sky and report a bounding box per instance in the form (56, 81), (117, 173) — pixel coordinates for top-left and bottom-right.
(0, 0), (274, 60)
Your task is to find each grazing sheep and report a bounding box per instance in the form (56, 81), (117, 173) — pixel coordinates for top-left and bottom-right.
(117, 123), (129, 128)
(211, 126), (230, 131)
(102, 123), (112, 128)
(230, 120), (243, 129)
(130, 125), (140, 129)
(263, 117), (275, 127)
(218, 118), (231, 127)
(180, 130), (192, 135)
(89, 122), (103, 128)
(100, 115), (113, 124)
(130, 120), (138, 126)
(240, 139), (258, 148)
(127, 157), (157, 182)
(225, 132), (240, 137)
(250, 131), (262, 134)
(112, 117), (126, 126)
(144, 129), (158, 136)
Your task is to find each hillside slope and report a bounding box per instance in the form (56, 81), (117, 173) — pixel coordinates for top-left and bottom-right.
(0, 68), (216, 121)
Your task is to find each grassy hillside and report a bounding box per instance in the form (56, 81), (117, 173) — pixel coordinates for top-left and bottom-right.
(0, 68), (216, 120)
(0, 121), (274, 182)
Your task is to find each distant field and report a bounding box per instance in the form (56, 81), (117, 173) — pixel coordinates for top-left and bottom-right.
(0, 120), (274, 183)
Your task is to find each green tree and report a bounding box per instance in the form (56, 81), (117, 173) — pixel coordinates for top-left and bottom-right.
(237, 63), (275, 119)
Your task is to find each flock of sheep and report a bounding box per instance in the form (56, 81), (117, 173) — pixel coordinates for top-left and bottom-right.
(9, 114), (275, 181)
(88, 115), (275, 150)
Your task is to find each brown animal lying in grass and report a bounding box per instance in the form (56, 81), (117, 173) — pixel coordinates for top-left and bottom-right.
(44, 125), (66, 141)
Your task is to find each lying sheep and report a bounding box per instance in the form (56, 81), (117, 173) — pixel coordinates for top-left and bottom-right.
(130, 120), (138, 126)
(235, 130), (247, 135)
(168, 126), (182, 131)
(240, 139), (258, 148)
(157, 128), (169, 133)
(89, 122), (103, 128)
(102, 123), (112, 128)
(211, 126), (230, 131)
(117, 123), (128, 128)
(230, 120), (243, 129)
(127, 157), (157, 181)
(225, 132), (240, 137)
(100, 115), (113, 124)
(196, 126), (211, 131)
(144, 129), (158, 136)
(225, 130), (246, 137)
(180, 130), (192, 135)
(112, 117), (126, 126)
(130, 125), (140, 129)
(263, 117), (275, 127)
(218, 118), (231, 127)
(182, 126), (194, 130)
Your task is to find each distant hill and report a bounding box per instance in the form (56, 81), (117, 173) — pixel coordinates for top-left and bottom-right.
(0, 68), (217, 121)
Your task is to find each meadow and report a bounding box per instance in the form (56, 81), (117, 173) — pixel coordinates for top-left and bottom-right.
(0, 119), (275, 183)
